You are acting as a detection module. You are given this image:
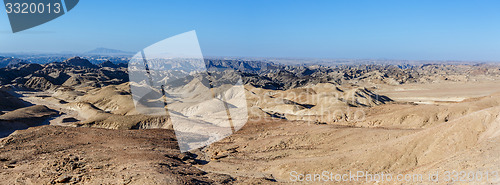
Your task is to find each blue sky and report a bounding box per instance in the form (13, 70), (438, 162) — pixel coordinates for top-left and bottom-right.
(1, 0), (500, 60)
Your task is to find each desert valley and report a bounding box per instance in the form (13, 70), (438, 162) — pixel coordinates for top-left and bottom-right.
(0, 56), (499, 184)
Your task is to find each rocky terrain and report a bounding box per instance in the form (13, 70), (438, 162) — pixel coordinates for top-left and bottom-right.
(0, 56), (128, 91)
(1, 56), (500, 184)
(0, 126), (259, 184)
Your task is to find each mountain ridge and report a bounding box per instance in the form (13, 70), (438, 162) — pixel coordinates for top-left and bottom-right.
(85, 48), (134, 56)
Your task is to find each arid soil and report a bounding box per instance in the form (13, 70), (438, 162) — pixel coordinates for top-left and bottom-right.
(201, 93), (500, 184)
(0, 126), (269, 184)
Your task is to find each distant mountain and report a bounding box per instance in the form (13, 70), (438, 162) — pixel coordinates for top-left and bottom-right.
(0, 57), (28, 68)
(85, 48), (134, 56)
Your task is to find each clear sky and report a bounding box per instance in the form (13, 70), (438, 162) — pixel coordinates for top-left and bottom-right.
(1, 0), (500, 61)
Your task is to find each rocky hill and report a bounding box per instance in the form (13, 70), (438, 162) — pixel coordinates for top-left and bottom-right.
(2, 56), (500, 92)
(0, 57), (128, 91)
(0, 57), (27, 68)
(206, 59), (500, 90)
